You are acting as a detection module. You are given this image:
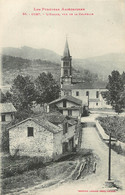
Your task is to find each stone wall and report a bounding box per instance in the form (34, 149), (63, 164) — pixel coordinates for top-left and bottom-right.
(53, 124), (76, 158)
(9, 119), (54, 158)
(53, 132), (62, 157)
(95, 120), (109, 141)
(95, 120), (125, 152)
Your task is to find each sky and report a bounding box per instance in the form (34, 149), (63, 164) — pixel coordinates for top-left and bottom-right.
(0, 0), (125, 59)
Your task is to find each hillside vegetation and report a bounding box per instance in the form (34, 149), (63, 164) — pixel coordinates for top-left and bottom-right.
(2, 55), (103, 86)
(98, 116), (125, 143)
(2, 55), (60, 85)
(2, 46), (125, 78)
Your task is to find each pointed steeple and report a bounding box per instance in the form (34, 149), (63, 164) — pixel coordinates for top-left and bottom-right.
(63, 38), (70, 57)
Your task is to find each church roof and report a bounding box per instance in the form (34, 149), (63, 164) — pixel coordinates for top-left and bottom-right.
(62, 81), (106, 90)
(63, 39), (71, 57)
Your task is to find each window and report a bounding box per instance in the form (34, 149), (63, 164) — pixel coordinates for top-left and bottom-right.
(64, 62), (69, 67)
(96, 91), (99, 98)
(27, 127), (34, 137)
(96, 103), (98, 106)
(86, 91), (89, 96)
(63, 100), (67, 107)
(62, 142), (68, 153)
(68, 110), (72, 116)
(64, 69), (68, 76)
(76, 91), (79, 96)
(1, 114), (5, 122)
(63, 122), (68, 134)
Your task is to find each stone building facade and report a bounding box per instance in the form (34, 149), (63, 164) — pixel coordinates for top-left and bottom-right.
(8, 114), (79, 160)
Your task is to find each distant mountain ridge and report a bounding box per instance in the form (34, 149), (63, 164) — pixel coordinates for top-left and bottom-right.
(2, 46), (61, 63)
(73, 53), (125, 77)
(2, 46), (125, 77)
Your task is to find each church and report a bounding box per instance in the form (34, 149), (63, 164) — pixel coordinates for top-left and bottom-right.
(60, 39), (111, 109)
(48, 39), (111, 116)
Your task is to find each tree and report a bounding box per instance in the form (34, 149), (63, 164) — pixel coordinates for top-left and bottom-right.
(121, 71), (125, 85)
(119, 90), (125, 109)
(11, 75), (36, 110)
(106, 70), (124, 113)
(83, 69), (98, 84)
(0, 91), (7, 103)
(0, 91), (12, 103)
(35, 72), (60, 105)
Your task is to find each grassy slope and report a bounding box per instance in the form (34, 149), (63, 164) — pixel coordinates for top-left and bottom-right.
(1, 149), (96, 194)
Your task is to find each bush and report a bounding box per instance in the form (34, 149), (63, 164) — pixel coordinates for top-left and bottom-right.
(98, 116), (125, 143)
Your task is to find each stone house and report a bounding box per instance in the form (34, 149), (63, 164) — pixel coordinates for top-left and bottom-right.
(48, 95), (82, 117)
(0, 103), (16, 123)
(8, 113), (79, 160)
(45, 112), (80, 153)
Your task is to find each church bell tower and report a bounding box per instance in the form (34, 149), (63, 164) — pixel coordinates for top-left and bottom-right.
(60, 39), (72, 86)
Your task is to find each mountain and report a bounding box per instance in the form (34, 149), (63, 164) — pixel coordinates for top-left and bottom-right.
(2, 46), (61, 63)
(73, 53), (125, 78)
(2, 46), (125, 78)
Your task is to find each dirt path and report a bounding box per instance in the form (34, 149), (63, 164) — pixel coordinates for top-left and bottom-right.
(81, 127), (125, 189)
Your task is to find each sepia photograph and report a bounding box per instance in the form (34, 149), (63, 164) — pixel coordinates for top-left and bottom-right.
(0, 0), (125, 194)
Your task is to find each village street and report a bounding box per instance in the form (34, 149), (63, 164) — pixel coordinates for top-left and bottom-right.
(17, 114), (125, 195)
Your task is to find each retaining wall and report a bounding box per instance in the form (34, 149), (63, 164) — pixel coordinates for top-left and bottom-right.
(95, 120), (125, 152)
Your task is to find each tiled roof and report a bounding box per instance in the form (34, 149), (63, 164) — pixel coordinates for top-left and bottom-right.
(45, 112), (66, 124)
(72, 81), (106, 89)
(93, 81), (107, 89)
(33, 116), (62, 133)
(49, 95), (82, 106)
(72, 82), (93, 89)
(8, 116), (62, 134)
(62, 81), (107, 90)
(0, 103), (16, 113)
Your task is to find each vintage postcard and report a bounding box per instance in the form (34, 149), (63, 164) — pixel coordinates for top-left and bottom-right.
(0, 0), (125, 194)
